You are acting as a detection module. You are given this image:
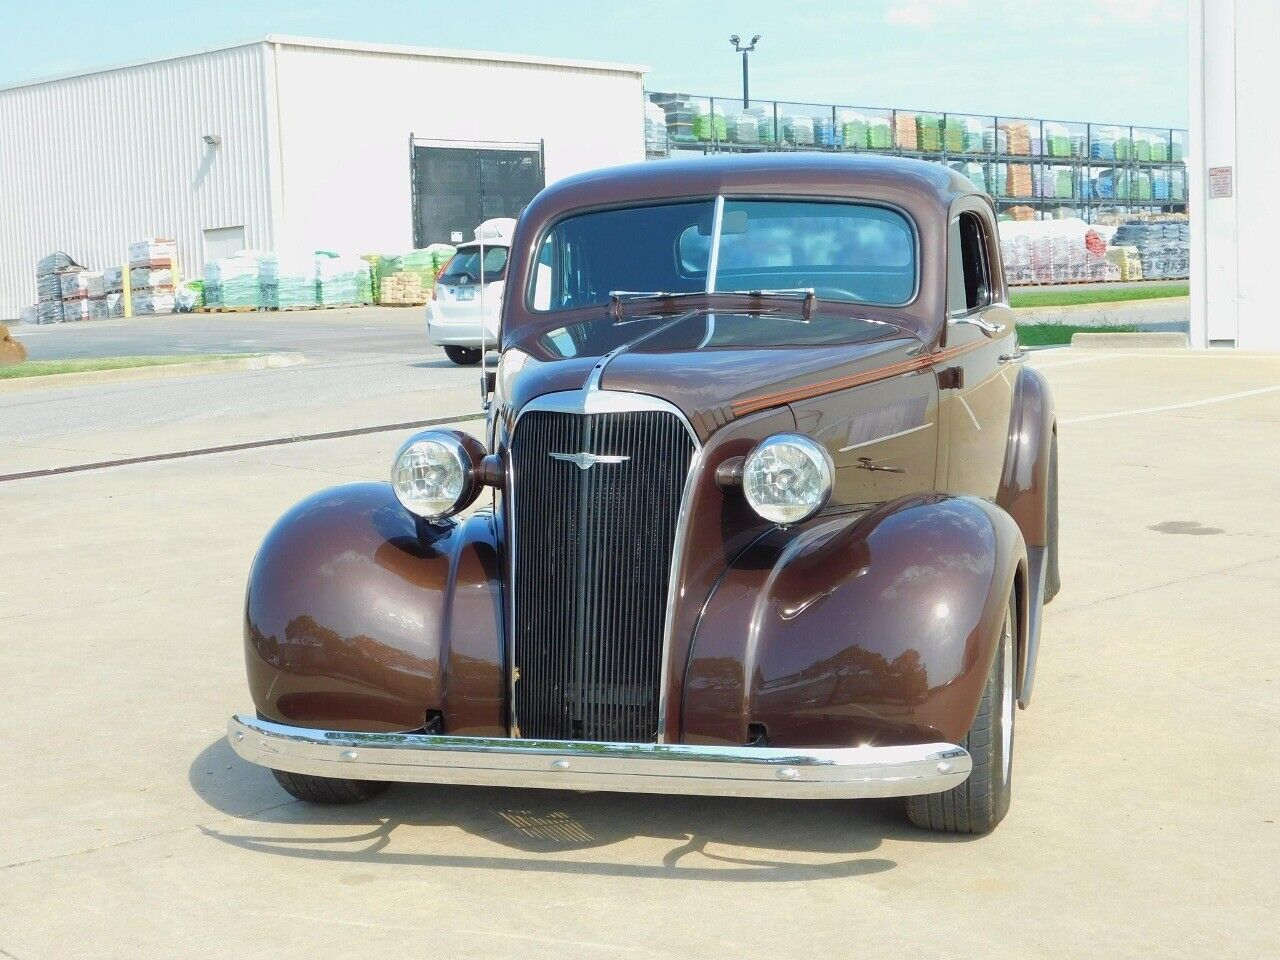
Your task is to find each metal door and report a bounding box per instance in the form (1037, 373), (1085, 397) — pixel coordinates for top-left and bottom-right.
(411, 139), (544, 248)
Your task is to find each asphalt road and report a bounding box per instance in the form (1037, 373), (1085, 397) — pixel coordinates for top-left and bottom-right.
(1, 309), (486, 467)
(0, 346), (1277, 958)
(10, 307), (433, 361)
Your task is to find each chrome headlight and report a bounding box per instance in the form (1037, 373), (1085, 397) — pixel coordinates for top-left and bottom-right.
(742, 433), (834, 525)
(391, 430), (483, 521)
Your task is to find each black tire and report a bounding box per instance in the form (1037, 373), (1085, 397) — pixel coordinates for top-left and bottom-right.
(270, 769), (390, 804)
(905, 590), (1016, 834)
(444, 345), (482, 365)
(1044, 432), (1061, 603)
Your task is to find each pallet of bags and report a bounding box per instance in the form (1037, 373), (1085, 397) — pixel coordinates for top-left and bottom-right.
(105, 292), (124, 317)
(943, 117), (966, 153)
(1000, 121), (1031, 156)
(103, 266), (124, 295)
(62, 297), (108, 322)
(892, 113), (917, 150)
(315, 253), (372, 307)
(1005, 163), (1034, 198)
(132, 290), (176, 316)
(839, 113), (868, 150)
(690, 102), (726, 142)
(129, 237), (179, 314)
(916, 114), (942, 152)
(128, 238), (177, 269)
(33, 252), (80, 323)
(204, 254), (264, 309)
(60, 270), (105, 301)
(782, 114), (814, 147)
(1044, 122), (1072, 158)
(269, 254), (319, 309)
(728, 111), (760, 144)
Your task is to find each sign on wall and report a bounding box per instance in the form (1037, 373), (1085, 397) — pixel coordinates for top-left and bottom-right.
(1208, 166), (1233, 199)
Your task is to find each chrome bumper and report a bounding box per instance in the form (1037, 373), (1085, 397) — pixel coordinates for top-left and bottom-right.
(228, 715), (971, 799)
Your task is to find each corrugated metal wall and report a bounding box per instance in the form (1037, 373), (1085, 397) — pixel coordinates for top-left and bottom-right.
(0, 44), (275, 319)
(273, 43), (644, 255)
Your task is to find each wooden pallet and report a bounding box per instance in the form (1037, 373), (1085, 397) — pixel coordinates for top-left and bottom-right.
(379, 301), (428, 307)
(199, 306), (259, 313)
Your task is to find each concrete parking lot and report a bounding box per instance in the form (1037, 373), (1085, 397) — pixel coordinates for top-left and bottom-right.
(1, 330), (1277, 958)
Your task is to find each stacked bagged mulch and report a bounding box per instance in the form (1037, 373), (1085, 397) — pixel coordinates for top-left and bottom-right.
(1005, 163), (1034, 198)
(916, 114), (943, 151)
(691, 102), (727, 142)
(999, 217), (1118, 284)
(1000, 121), (1032, 156)
(728, 112), (760, 144)
(315, 253), (373, 307)
(644, 100), (669, 153)
(892, 113), (917, 150)
(782, 114), (814, 146)
(204, 254), (266, 308)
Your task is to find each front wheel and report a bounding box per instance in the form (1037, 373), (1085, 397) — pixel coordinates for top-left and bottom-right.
(444, 345), (482, 365)
(271, 769), (389, 804)
(905, 589), (1016, 834)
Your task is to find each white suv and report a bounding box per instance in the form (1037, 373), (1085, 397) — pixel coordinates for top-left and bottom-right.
(426, 221), (513, 365)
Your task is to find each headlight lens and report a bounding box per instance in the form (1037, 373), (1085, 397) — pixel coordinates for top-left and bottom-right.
(742, 433), (834, 525)
(391, 432), (477, 520)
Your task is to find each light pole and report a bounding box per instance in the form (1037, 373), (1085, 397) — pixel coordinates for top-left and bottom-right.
(729, 34), (761, 108)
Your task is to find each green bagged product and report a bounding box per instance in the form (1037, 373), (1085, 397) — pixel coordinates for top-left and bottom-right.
(916, 114), (942, 151)
(1055, 168), (1075, 198)
(943, 118), (965, 153)
(840, 119), (867, 149)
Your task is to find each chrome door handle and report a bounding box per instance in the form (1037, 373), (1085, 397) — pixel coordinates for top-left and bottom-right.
(999, 349), (1027, 363)
(951, 315), (1007, 338)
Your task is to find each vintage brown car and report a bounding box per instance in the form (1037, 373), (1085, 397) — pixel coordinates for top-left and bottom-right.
(230, 153), (1059, 835)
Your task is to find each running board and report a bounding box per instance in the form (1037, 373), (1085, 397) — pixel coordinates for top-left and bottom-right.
(1019, 545), (1048, 708)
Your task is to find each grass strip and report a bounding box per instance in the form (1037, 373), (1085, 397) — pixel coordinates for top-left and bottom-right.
(0, 354), (248, 380)
(1019, 322), (1139, 347)
(1010, 282), (1188, 309)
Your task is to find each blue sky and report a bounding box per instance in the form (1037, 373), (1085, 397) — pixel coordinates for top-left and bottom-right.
(0, 0), (1189, 127)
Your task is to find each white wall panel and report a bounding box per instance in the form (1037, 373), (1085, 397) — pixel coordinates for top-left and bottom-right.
(272, 43), (644, 256)
(0, 44), (275, 319)
(1193, 0), (1280, 349)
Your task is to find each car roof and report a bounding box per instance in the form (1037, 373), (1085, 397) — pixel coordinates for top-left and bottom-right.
(527, 152), (983, 215)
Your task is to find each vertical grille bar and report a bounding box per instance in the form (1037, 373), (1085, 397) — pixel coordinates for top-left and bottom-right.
(511, 408), (694, 743)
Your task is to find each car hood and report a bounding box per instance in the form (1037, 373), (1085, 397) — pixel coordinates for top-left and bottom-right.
(499, 308), (929, 438)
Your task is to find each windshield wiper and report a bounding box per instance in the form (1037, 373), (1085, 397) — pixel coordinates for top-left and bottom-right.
(607, 288), (816, 323)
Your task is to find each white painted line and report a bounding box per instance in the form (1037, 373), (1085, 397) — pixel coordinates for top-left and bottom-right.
(1062, 383), (1280, 424)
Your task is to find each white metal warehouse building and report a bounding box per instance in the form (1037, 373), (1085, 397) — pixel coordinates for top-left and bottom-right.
(0, 36), (647, 319)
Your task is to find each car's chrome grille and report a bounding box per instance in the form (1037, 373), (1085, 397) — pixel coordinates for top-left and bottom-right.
(511, 408), (695, 742)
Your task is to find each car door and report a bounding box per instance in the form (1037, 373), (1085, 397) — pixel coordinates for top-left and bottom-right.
(940, 202), (1018, 500)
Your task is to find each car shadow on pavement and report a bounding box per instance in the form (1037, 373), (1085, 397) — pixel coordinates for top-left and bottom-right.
(191, 737), (974, 883)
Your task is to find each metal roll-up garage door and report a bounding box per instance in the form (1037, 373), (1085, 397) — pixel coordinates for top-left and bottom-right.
(411, 138), (545, 248)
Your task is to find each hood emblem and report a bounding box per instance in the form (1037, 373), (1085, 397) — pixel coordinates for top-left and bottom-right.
(549, 452), (630, 470)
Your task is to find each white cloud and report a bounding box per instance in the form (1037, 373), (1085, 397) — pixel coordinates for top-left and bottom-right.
(884, 0), (972, 29)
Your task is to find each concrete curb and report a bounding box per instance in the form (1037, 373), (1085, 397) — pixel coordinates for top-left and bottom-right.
(1071, 332), (1190, 349)
(0, 352), (305, 393)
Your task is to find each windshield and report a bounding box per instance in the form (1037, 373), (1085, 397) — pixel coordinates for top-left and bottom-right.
(530, 199), (916, 311)
(441, 246), (508, 284)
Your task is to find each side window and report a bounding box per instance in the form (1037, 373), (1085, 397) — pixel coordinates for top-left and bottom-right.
(948, 212), (992, 315)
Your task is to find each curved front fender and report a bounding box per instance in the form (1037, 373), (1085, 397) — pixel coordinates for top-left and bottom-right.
(682, 495), (1025, 748)
(244, 482), (505, 734)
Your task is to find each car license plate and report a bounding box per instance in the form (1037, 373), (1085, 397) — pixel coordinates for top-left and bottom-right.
(455, 286), (475, 301)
